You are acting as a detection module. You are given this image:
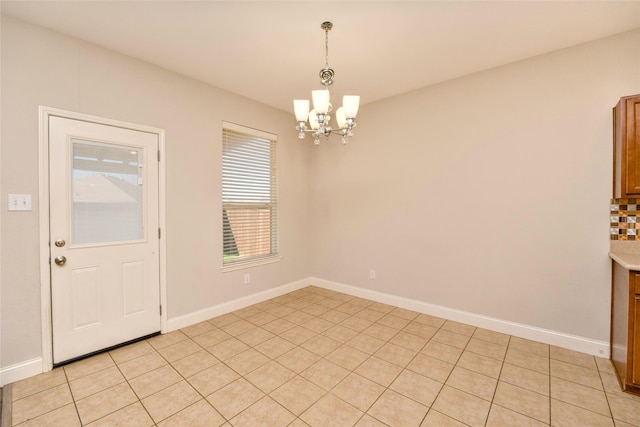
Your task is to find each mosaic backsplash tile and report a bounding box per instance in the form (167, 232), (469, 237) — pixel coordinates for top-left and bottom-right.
(611, 198), (640, 240)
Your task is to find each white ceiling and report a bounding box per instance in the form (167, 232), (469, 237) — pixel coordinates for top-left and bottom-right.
(2, 1), (640, 113)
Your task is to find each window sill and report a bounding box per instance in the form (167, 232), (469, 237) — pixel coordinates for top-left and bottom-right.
(221, 255), (282, 272)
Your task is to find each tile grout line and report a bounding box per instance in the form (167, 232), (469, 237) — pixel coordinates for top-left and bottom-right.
(157, 331), (249, 426)
(600, 357), (617, 423)
(423, 322), (481, 426)
(272, 294), (384, 426)
(335, 305), (439, 424)
(595, 355), (618, 427)
(2, 384), (11, 427)
(184, 292), (369, 426)
(548, 346), (552, 426)
(326, 310), (430, 426)
(414, 319), (456, 426)
(60, 365), (85, 427)
(110, 345), (178, 427)
(10, 368), (80, 427)
(232, 296), (356, 425)
(548, 350), (624, 425)
(257, 295), (418, 425)
(70, 347), (162, 426)
(481, 334), (511, 427)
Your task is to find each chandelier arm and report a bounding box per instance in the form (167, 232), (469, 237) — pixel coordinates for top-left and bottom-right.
(298, 126), (356, 136)
(303, 129), (356, 139)
(298, 128), (337, 137)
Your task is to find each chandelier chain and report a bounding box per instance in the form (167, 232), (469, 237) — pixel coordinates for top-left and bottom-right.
(321, 21), (333, 67)
(325, 26), (329, 67)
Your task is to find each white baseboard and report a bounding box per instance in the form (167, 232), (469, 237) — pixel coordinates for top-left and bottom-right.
(3, 275), (609, 387)
(1, 358), (44, 387)
(166, 278), (313, 332)
(310, 277), (610, 357)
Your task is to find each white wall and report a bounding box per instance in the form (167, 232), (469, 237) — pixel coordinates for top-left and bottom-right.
(0, 16), (312, 373)
(311, 29), (640, 344)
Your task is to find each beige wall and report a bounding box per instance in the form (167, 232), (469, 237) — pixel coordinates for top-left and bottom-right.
(311, 28), (640, 342)
(0, 16), (312, 369)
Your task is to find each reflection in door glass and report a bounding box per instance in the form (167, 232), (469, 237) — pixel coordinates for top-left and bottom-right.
(72, 140), (144, 245)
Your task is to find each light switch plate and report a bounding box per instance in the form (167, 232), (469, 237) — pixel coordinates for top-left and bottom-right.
(8, 194), (32, 211)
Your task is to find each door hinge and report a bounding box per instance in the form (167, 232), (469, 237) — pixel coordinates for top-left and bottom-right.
(158, 228), (161, 239)
(158, 150), (161, 162)
(160, 305), (163, 316)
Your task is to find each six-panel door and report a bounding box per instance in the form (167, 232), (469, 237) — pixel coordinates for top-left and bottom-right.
(49, 116), (161, 364)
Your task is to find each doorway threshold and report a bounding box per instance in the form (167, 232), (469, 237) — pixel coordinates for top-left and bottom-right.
(53, 331), (161, 368)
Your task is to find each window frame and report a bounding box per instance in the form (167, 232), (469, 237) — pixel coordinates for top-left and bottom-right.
(221, 121), (281, 272)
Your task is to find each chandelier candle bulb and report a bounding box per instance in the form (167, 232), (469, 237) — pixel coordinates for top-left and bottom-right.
(294, 100), (310, 122)
(336, 107), (347, 129)
(312, 90), (330, 114)
(309, 110), (320, 130)
(342, 96), (360, 119)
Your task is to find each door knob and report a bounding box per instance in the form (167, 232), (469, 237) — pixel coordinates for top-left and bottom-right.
(54, 256), (67, 266)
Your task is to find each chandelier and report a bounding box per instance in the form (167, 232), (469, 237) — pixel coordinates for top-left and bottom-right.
(293, 21), (360, 145)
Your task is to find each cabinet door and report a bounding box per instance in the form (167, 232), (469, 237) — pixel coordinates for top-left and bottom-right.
(624, 96), (640, 195)
(633, 295), (640, 385)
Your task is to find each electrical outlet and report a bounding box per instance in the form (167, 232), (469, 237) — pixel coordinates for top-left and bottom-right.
(369, 269), (376, 279)
(244, 273), (251, 284)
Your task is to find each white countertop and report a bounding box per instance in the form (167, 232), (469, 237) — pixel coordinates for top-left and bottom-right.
(609, 252), (640, 270)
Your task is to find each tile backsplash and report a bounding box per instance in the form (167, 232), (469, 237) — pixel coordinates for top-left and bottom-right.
(611, 198), (640, 240)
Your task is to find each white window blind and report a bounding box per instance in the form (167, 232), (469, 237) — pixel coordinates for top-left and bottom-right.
(222, 122), (278, 268)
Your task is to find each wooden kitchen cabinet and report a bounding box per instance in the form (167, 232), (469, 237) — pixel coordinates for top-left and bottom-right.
(611, 262), (640, 395)
(613, 94), (640, 198)
(633, 289), (640, 385)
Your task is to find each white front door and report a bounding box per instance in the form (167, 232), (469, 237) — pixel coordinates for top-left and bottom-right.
(49, 116), (160, 364)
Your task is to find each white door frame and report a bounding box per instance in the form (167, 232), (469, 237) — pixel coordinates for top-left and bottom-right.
(38, 106), (167, 372)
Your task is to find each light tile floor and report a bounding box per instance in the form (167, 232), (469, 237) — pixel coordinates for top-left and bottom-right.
(7, 286), (640, 426)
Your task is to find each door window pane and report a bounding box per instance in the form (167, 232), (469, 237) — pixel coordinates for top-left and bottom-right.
(72, 140), (144, 245)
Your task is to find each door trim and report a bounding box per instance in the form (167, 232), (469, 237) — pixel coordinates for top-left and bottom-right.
(38, 106), (167, 372)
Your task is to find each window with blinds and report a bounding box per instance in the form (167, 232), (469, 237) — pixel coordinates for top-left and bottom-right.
(222, 122), (278, 268)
